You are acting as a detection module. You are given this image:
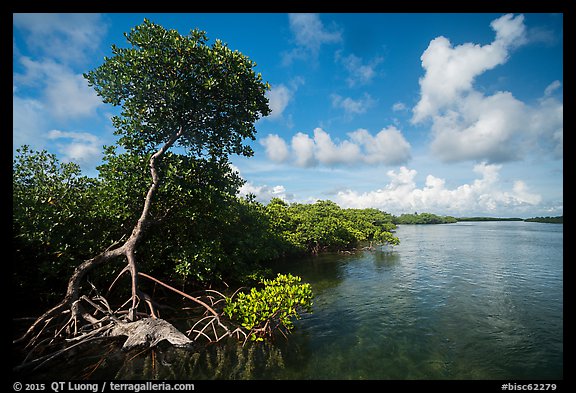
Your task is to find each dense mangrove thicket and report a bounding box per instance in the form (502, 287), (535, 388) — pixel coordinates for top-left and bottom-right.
(394, 212), (457, 225)
(12, 146), (400, 372)
(13, 146), (401, 311)
(12, 20), (402, 375)
(13, 19), (283, 373)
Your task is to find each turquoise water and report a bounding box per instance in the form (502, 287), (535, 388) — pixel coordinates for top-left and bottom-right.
(268, 221), (563, 379)
(24, 221), (563, 380)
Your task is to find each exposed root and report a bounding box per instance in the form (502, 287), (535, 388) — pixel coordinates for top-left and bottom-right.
(13, 270), (248, 375)
(13, 126), (249, 375)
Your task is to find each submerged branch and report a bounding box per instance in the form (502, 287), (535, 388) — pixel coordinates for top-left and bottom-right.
(137, 272), (220, 318)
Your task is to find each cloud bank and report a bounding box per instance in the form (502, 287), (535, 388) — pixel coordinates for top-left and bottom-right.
(412, 13), (563, 163)
(335, 162), (543, 216)
(260, 127), (411, 167)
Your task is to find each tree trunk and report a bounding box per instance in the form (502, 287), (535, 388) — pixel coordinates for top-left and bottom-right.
(15, 126), (185, 345)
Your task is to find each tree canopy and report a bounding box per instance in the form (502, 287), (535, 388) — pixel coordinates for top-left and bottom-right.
(13, 20), (403, 375)
(14, 19), (276, 365)
(85, 19), (270, 157)
(394, 212), (457, 225)
(264, 198), (399, 255)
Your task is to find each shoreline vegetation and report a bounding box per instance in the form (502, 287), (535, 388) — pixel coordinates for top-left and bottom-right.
(456, 216), (563, 224)
(11, 19), (562, 378)
(394, 212), (563, 225)
(12, 146), (562, 375)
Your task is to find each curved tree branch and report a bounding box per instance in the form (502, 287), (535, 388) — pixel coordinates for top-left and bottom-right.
(16, 126), (186, 345)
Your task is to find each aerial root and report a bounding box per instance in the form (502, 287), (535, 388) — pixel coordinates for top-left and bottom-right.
(14, 271), (248, 375)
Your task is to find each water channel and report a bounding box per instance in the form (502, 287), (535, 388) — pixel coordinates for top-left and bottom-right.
(26, 221), (563, 380)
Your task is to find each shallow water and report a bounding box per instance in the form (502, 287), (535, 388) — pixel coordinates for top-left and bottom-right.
(268, 221), (563, 379)
(23, 221), (563, 380)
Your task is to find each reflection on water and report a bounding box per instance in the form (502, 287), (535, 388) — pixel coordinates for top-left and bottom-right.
(270, 222), (562, 380)
(23, 222), (563, 380)
(114, 340), (287, 380)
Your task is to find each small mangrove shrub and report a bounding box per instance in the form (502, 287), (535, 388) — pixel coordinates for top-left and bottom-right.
(224, 273), (313, 341)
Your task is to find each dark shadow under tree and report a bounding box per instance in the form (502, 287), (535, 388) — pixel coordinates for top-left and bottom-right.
(13, 19), (271, 372)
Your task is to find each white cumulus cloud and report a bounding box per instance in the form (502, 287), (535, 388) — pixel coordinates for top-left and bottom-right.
(263, 78), (304, 122)
(291, 132), (317, 167)
(349, 127), (412, 165)
(313, 128), (361, 165)
(260, 127), (411, 168)
(412, 13), (562, 163)
(230, 164), (294, 204)
(15, 57), (103, 120)
(335, 162), (542, 216)
(47, 130), (103, 166)
(260, 134), (290, 163)
(13, 14), (108, 157)
(239, 183), (294, 204)
(266, 84), (293, 120)
(13, 13), (107, 64)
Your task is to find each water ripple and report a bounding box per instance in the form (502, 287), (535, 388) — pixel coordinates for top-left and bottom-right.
(277, 221), (563, 379)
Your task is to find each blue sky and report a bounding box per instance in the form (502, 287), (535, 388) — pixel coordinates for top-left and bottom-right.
(13, 13), (563, 218)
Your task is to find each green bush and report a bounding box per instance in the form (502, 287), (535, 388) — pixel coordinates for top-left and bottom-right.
(224, 273), (313, 341)
(264, 199), (400, 254)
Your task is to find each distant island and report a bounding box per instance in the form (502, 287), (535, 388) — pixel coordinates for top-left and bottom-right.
(523, 216), (563, 224)
(394, 213), (563, 225)
(457, 217), (523, 222)
(394, 212), (457, 224)
(458, 216), (562, 224)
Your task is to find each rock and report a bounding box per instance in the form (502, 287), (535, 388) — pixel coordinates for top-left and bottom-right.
(109, 318), (193, 350)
